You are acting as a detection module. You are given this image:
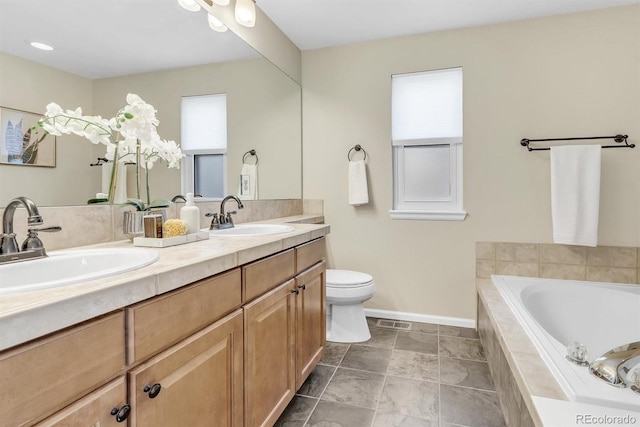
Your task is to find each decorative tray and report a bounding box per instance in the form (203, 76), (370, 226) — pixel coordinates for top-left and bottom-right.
(133, 231), (209, 248)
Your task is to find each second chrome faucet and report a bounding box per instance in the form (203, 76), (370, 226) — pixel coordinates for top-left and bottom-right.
(589, 341), (640, 391)
(206, 195), (244, 230)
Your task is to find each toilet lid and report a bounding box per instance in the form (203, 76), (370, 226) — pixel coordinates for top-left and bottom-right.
(326, 269), (373, 287)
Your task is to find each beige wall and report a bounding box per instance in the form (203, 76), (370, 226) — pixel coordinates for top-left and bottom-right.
(92, 57), (301, 202)
(0, 53), (102, 205)
(302, 6), (640, 320)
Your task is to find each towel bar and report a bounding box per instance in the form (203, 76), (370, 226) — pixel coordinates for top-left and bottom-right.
(89, 157), (109, 166)
(520, 134), (634, 151)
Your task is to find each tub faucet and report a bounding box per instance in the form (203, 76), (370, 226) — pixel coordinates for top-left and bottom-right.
(589, 341), (640, 388)
(0, 196), (60, 264)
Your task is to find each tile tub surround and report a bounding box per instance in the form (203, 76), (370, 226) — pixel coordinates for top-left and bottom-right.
(476, 242), (640, 285)
(476, 278), (568, 427)
(0, 220), (329, 351)
(275, 317), (506, 427)
(0, 199), (323, 252)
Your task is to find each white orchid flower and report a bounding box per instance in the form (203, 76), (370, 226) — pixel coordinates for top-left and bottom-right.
(38, 93), (185, 206)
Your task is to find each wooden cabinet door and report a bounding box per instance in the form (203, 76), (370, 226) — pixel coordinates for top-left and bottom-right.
(244, 279), (296, 427)
(128, 309), (243, 427)
(294, 261), (326, 390)
(36, 377), (128, 427)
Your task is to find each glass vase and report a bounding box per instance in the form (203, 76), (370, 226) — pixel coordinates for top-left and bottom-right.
(123, 211), (145, 240)
(123, 209), (166, 240)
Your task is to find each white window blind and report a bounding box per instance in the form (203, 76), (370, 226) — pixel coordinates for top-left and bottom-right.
(390, 67), (466, 221)
(181, 94), (227, 151)
(392, 68), (462, 146)
(181, 94), (227, 200)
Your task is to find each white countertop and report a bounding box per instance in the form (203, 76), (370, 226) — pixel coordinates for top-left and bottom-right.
(0, 217), (329, 351)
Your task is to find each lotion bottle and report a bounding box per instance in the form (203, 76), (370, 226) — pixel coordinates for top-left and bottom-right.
(180, 193), (200, 234)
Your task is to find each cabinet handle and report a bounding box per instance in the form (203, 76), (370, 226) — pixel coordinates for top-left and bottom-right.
(110, 405), (131, 422)
(297, 284), (306, 290)
(291, 289), (299, 295)
(143, 383), (162, 399)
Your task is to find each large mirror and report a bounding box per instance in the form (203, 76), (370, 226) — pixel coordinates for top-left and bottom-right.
(0, 0), (301, 207)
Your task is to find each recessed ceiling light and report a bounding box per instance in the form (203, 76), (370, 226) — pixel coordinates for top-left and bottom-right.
(30, 41), (53, 51)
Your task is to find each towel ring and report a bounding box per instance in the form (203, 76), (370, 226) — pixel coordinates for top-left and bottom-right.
(243, 149), (259, 165)
(348, 144), (367, 161)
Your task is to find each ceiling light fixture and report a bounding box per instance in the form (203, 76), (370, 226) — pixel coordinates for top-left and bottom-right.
(212, 0), (230, 5)
(30, 41), (53, 51)
(207, 13), (228, 32)
(235, 0), (256, 28)
(177, 0), (201, 12)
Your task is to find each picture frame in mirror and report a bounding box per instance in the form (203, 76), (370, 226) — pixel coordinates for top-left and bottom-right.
(0, 106), (56, 168)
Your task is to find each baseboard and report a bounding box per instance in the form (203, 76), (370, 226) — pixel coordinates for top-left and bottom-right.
(363, 308), (476, 329)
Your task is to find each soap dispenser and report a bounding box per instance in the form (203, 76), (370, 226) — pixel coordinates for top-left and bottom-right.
(180, 192), (200, 234)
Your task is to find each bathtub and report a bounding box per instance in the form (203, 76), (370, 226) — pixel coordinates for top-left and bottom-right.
(492, 275), (640, 412)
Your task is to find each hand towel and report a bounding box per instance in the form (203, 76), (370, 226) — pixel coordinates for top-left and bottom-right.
(101, 162), (112, 194)
(550, 145), (601, 247)
(349, 159), (369, 206)
(238, 163), (258, 200)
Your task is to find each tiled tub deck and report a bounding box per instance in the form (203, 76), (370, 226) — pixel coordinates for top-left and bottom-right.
(475, 242), (640, 426)
(476, 279), (567, 426)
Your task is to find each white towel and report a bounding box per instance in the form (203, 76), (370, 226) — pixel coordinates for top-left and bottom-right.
(101, 163), (112, 194)
(238, 163), (258, 200)
(550, 145), (601, 247)
(349, 160), (369, 206)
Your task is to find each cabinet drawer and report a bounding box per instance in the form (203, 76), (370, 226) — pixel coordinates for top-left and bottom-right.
(127, 268), (241, 365)
(295, 237), (326, 273)
(36, 377), (127, 427)
(0, 312), (125, 427)
(243, 249), (295, 302)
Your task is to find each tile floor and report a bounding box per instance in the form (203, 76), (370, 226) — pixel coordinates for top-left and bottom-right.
(274, 317), (506, 427)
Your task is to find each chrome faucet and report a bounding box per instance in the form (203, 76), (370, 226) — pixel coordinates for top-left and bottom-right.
(589, 342), (640, 388)
(0, 197), (60, 264)
(207, 195), (244, 230)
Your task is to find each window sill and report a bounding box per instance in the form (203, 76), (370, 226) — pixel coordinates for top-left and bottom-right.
(389, 210), (467, 221)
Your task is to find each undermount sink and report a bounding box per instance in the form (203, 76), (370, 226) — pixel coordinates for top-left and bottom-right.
(209, 223), (295, 237)
(0, 248), (159, 294)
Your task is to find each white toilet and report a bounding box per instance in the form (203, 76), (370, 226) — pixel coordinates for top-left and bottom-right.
(326, 269), (375, 343)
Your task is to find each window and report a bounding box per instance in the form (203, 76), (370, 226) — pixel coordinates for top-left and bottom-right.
(181, 94), (227, 199)
(390, 67), (466, 221)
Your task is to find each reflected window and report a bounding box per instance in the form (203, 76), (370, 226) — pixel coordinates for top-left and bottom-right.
(181, 94), (227, 199)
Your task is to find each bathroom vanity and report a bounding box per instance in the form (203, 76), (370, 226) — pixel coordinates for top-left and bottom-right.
(0, 221), (328, 426)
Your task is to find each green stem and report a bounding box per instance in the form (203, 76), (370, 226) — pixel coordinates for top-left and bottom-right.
(46, 114), (112, 136)
(135, 143), (141, 200)
(145, 161), (151, 207)
(108, 145), (119, 204)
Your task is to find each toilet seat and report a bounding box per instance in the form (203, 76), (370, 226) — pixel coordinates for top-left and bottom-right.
(326, 269), (373, 288)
